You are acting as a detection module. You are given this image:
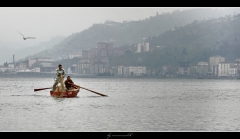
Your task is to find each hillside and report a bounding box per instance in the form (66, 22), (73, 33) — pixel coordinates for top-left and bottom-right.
(15, 36), (65, 61)
(29, 8), (240, 60)
(110, 14), (240, 72)
(0, 36), (65, 64)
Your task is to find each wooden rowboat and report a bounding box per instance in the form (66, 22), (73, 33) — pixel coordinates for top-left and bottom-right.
(34, 85), (107, 97)
(50, 86), (80, 98)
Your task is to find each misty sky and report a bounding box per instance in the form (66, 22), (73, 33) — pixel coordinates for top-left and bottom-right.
(0, 7), (206, 49)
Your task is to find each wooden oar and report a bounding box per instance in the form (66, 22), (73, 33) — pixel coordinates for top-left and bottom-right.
(80, 86), (108, 97)
(34, 86), (108, 97)
(35, 75), (63, 92)
(34, 87), (52, 92)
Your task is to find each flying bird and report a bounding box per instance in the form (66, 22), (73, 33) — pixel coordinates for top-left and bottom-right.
(17, 31), (36, 40)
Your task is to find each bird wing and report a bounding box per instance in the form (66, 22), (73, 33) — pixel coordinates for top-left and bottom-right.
(17, 31), (25, 37)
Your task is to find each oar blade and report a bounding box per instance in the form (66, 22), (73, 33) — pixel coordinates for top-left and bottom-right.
(34, 87), (51, 92)
(80, 87), (108, 97)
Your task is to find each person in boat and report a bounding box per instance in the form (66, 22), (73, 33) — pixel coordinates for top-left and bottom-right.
(64, 76), (80, 90)
(52, 64), (66, 91)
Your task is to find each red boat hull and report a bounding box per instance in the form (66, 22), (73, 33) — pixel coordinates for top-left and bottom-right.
(50, 87), (80, 98)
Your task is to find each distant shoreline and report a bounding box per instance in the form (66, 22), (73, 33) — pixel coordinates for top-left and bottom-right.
(0, 73), (239, 80)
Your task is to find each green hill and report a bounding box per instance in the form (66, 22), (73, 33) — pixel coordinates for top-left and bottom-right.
(110, 14), (240, 71)
(31, 8), (240, 60)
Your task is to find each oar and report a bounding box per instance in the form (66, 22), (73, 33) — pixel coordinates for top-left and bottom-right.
(80, 86), (108, 97)
(34, 87), (52, 92)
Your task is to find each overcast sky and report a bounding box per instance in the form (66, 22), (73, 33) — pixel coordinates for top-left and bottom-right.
(1, 7), (233, 49)
(0, 7), (205, 48)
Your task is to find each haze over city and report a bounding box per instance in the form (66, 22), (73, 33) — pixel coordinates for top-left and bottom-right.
(2, 7), (240, 132)
(0, 7), (206, 48)
(0, 7), (230, 63)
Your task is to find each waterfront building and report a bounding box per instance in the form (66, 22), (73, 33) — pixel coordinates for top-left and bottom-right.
(218, 62), (230, 77)
(209, 55), (225, 75)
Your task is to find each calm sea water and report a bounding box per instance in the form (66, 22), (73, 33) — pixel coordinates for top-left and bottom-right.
(1, 77), (240, 131)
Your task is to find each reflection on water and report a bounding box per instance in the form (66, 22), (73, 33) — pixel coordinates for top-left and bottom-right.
(1, 77), (240, 131)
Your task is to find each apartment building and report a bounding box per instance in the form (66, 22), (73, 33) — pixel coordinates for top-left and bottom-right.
(117, 66), (146, 76)
(209, 55), (225, 75)
(136, 42), (149, 53)
(218, 62), (230, 77)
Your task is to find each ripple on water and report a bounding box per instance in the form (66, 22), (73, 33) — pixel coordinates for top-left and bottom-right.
(1, 78), (240, 131)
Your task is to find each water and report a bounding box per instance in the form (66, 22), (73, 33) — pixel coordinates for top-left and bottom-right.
(1, 77), (240, 131)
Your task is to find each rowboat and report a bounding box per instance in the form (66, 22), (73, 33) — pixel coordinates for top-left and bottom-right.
(50, 86), (80, 98)
(34, 85), (107, 97)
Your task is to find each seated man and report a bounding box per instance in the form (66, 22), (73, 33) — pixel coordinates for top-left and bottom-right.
(64, 76), (80, 90)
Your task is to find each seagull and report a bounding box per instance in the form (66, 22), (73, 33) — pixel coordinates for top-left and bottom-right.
(17, 31), (36, 40)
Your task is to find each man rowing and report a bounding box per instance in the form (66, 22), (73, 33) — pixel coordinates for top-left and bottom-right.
(64, 76), (80, 90)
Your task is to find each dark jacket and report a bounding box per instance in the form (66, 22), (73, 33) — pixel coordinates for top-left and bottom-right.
(64, 79), (73, 89)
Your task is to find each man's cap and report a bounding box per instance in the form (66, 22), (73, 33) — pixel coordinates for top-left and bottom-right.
(58, 64), (62, 66)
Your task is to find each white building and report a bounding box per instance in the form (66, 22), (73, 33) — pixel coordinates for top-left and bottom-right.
(136, 42), (149, 53)
(209, 55), (225, 75)
(28, 59), (37, 68)
(69, 53), (81, 59)
(17, 62), (27, 70)
(178, 67), (190, 75)
(68, 67), (72, 74)
(229, 62), (240, 77)
(34, 67), (40, 72)
(39, 62), (53, 67)
(117, 66), (126, 75)
(229, 67), (237, 77)
(8, 63), (15, 68)
(117, 66), (146, 76)
(37, 58), (54, 62)
(77, 62), (90, 74)
(218, 62), (230, 77)
(0, 65), (8, 72)
(126, 66), (146, 76)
